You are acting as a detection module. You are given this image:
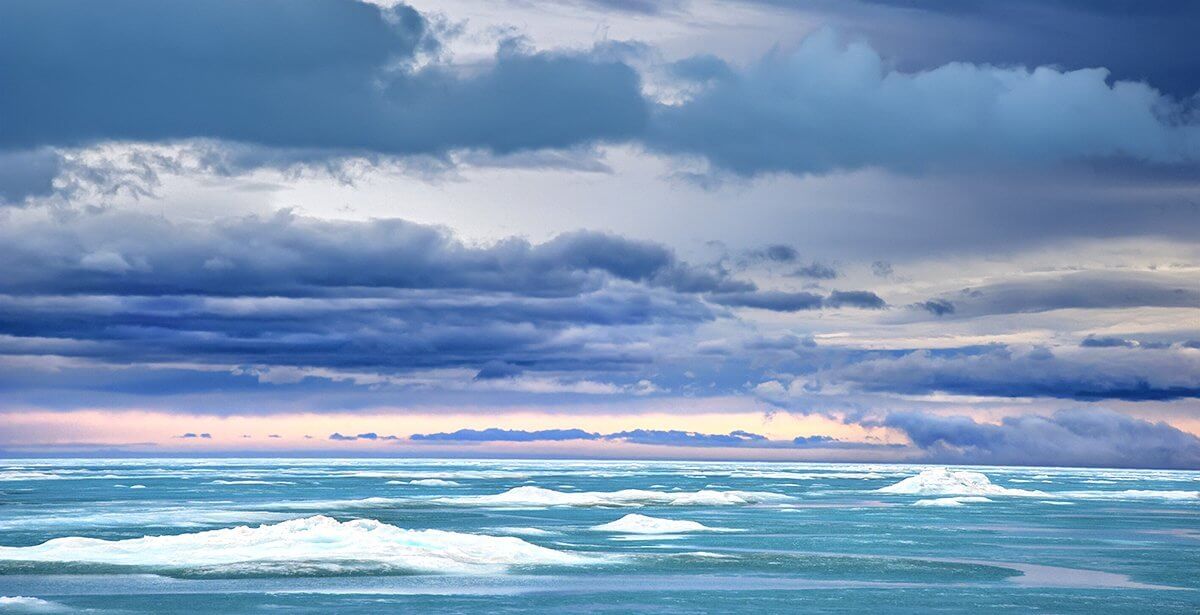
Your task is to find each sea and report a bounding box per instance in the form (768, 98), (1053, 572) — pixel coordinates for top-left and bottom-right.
(0, 458), (1196, 613)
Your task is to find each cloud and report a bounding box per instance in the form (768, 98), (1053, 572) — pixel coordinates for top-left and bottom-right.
(175, 432), (211, 439)
(764, 245), (799, 262)
(1080, 336), (1137, 349)
(329, 432), (398, 441)
(0, 149), (62, 204)
(0, 0), (646, 163)
(877, 408), (1200, 469)
(909, 271), (1200, 319)
(843, 0), (1200, 98)
(410, 428), (599, 442)
(0, 209), (731, 298)
(474, 361), (524, 381)
(708, 289), (886, 312)
(791, 262), (838, 280)
(4, 4), (1199, 199)
(606, 429), (769, 447)
(405, 427), (890, 450)
(0, 209), (752, 379)
(823, 290), (887, 309)
(648, 29), (1200, 176)
(913, 299), (955, 316)
(799, 344), (1200, 401)
(709, 290), (824, 312)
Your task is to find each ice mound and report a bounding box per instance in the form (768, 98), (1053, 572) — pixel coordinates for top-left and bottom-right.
(878, 468), (1045, 497)
(913, 496), (993, 507)
(436, 486), (792, 507)
(591, 514), (735, 534)
(0, 515), (591, 575)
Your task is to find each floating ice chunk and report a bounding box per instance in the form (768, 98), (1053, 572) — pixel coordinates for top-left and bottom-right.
(0, 515), (592, 575)
(491, 527), (561, 537)
(676, 551), (738, 559)
(591, 513), (735, 534)
(0, 472), (62, 482)
(208, 480), (296, 485)
(913, 496), (993, 507)
(878, 468), (1045, 497)
(1058, 490), (1199, 501)
(436, 486), (792, 508)
(0, 596), (69, 612)
(400, 479), (462, 487)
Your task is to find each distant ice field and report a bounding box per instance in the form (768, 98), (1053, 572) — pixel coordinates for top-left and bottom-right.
(0, 459), (1196, 613)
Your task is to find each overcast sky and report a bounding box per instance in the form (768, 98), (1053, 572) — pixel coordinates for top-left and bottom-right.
(1, 0), (1199, 467)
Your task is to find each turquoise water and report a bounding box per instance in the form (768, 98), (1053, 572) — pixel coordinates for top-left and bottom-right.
(0, 459), (1196, 613)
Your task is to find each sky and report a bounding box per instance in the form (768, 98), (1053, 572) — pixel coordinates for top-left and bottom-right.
(1, 0), (1199, 468)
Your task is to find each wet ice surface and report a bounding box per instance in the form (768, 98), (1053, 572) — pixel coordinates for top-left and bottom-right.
(0, 459), (1197, 613)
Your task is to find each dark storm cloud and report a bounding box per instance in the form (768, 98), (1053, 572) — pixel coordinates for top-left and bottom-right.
(877, 408), (1200, 469)
(0, 0), (646, 156)
(647, 29), (1200, 176)
(844, 0), (1200, 98)
(0, 210), (754, 375)
(908, 271), (1200, 320)
(0, 209), (738, 298)
(0, 150), (62, 204)
(807, 345), (1200, 401)
(3, 1), (1200, 192)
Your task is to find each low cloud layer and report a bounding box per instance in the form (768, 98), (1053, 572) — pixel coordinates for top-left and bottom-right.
(408, 427), (864, 449)
(878, 408), (1200, 469)
(786, 345), (1200, 402)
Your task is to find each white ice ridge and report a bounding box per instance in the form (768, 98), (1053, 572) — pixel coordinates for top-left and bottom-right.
(435, 486), (793, 507)
(0, 515), (592, 574)
(913, 496), (993, 507)
(878, 468), (1045, 497)
(591, 513), (736, 534)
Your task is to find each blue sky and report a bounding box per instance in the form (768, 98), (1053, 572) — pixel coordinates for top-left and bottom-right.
(1, 0), (1198, 468)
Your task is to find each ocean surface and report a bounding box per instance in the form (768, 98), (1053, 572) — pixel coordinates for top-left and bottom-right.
(0, 458), (1196, 613)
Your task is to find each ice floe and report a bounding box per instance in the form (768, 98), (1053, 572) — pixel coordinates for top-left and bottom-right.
(491, 527), (561, 537)
(913, 496), (993, 507)
(0, 596), (69, 612)
(0, 508), (295, 531)
(389, 479), (462, 487)
(208, 480), (296, 485)
(1057, 489), (1199, 501)
(435, 486), (792, 508)
(0, 515), (593, 575)
(878, 468), (1045, 497)
(591, 513), (736, 534)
